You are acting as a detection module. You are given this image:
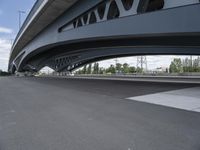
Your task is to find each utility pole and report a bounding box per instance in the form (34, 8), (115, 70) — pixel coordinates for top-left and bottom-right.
(115, 58), (119, 73)
(137, 56), (147, 73)
(190, 55), (193, 67)
(9, 39), (14, 45)
(115, 58), (119, 66)
(18, 10), (26, 30)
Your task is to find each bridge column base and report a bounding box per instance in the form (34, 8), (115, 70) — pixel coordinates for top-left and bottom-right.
(15, 72), (35, 77)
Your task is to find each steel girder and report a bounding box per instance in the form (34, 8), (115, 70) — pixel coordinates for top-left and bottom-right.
(9, 0), (200, 73)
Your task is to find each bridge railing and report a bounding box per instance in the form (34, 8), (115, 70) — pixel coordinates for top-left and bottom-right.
(12, 0), (44, 49)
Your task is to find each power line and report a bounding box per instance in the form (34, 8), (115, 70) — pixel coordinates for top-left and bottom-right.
(137, 56), (148, 72)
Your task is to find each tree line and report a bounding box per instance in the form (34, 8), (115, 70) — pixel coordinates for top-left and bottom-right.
(75, 62), (143, 75)
(0, 70), (11, 76)
(76, 57), (200, 75)
(169, 57), (200, 73)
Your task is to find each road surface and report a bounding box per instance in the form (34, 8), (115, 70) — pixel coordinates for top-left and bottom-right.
(0, 77), (199, 150)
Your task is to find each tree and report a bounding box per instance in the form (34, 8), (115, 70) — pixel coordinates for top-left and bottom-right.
(83, 65), (87, 74)
(169, 58), (183, 73)
(93, 63), (99, 74)
(193, 57), (200, 72)
(99, 67), (105, 74)
(116, 63), (122, 73)
(122, 63), (129, 74)
(0, 70), (11, 76)
(86, 64), (92, 74)
(136, 67), (143, 73)
(106, 65), (116, 74)
(182, 57), (190, 72)
(129, 66), (136, 73)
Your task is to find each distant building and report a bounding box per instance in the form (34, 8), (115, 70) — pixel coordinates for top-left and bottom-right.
(152, 67), (169, 73)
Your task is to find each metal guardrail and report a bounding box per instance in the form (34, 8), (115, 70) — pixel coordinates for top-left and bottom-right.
(48, 72), (200, 79)
(39, 74), (200, 84)
(72, 74), (200, 79)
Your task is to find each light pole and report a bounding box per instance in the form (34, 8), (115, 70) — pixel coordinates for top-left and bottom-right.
(8, 39), (14, 45)
(18, 10), (26, 30)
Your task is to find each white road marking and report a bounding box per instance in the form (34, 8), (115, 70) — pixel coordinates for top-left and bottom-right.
(126, 87), (200, 113)
(6, 122), (16, 126)
(88, 118), (93, 121)
(0, 110), (15, 115)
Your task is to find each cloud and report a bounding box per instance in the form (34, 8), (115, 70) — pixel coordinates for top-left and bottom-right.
(0, 39), (11, 71)
(0, 27), (12, 34)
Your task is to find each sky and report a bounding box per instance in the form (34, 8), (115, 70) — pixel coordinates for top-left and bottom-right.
(98, 56), (189, 70)
(0, 0), (35, 71)
(0, 0), (197, 72)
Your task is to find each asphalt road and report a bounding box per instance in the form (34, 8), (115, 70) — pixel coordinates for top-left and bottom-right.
(0, 77), (200, 150)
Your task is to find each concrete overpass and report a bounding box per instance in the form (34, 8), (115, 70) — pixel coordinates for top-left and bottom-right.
(9, 0), (200, 73)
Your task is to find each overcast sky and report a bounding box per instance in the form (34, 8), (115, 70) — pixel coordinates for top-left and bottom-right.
(0, 0), (198, 72)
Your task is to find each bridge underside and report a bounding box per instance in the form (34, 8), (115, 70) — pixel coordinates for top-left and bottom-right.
(9, 0), (200, 73)
(16, 34), (200, 73)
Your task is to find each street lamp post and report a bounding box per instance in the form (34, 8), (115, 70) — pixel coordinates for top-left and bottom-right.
(18, 10), (26, 30)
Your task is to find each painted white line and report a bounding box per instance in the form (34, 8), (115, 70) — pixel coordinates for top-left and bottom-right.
(0, 110), (15, 115)
(126, 87), (200, 113)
